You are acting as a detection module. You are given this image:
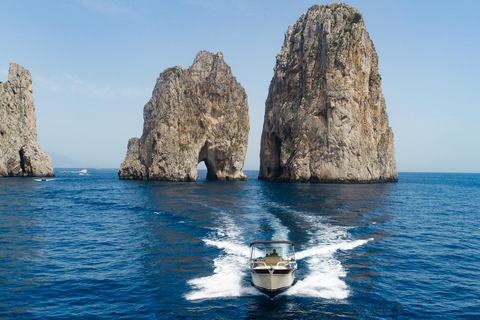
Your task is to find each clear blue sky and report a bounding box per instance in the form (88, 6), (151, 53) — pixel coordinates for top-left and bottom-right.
(2, 0), (479, 172)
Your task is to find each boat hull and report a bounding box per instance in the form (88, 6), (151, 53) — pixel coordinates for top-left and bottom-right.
(250, 269), (295, 292)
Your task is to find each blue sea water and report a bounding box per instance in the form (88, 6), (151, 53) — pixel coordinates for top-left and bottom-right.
(0, 170), (479, 319)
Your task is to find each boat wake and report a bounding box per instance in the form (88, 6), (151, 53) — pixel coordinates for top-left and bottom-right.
(185, 207), (372, 301)
(284, 238), (372, 299)
(184, 215), (258, 301)
(284, 212), (372, 299)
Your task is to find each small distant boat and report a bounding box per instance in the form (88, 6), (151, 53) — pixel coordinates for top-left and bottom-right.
(248, 240), (297, 295)
(79, 169), (89, 175)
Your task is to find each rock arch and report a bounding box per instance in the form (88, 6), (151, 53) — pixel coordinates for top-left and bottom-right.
(119, 51), (249, 181)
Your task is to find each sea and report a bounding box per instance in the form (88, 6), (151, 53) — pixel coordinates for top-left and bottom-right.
(0, 169), (479, 319)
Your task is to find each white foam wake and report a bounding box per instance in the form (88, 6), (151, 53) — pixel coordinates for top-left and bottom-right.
(295, 238), (373, 260)
(185, 204), (373, 301)
(185, 215), (259, 301)
(203, 239), (250, 258)
(285, 238), (372, 299)
(185, 239), (258, 300)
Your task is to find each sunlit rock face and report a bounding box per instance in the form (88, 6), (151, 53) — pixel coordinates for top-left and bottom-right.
(119, 51), (249, 181)
(0, 62), (55, 177)
(259, 3), (398, 182)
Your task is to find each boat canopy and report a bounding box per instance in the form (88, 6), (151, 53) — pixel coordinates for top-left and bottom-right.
(250, 240), (294, 247)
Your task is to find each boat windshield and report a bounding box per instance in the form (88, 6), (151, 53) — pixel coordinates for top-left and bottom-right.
(251, 243), (295, 260)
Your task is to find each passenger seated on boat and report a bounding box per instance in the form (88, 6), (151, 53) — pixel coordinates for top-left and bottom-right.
(266, 248), (280, 257)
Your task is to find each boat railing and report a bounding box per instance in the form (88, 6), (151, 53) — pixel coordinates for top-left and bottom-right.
(275, 261), (297, 268)
(249, 260), (295, 269)
(250, 261), (268, 268)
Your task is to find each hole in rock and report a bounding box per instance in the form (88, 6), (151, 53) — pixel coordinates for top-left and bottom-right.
(198, 141), (218, 181)
(197, 161), (208, 180)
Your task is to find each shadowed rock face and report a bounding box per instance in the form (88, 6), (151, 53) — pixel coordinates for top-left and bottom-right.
(259, 3), (398, 183)
(0, 62), (55, 177)
(119, 51), (249, 181)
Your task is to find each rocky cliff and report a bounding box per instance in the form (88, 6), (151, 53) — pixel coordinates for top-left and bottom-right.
(259, 3), (398, 182)
(119, 51), (249, 181)
(0, 62), (55, 177)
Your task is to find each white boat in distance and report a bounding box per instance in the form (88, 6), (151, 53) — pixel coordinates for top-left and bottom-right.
(248, 240), (297, 295)
(79, 169), (89, 175)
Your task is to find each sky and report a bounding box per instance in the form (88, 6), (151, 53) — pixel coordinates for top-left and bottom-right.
(1, 0), (479, 173)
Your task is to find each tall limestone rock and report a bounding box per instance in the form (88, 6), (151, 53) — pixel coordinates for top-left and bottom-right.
(119, 51), (249, 181)
(259, 3), (398, 182)
(0, 62), (55, 177)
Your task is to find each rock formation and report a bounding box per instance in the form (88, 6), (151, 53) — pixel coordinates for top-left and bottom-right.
(259, 3), (398, 182)
(0, 62), (55, 177)
(119, 51), (249, 181)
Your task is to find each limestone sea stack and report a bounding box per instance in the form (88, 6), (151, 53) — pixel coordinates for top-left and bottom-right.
(259, 3), (398, 182)
(119, 51), (249, 181)
(0, 62), (55, 177)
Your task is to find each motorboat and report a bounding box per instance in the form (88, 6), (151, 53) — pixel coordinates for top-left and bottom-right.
(248, 240), (297, 295)
(79, 169), (89, 175)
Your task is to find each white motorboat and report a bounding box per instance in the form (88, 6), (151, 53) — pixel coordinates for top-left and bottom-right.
(79, 169), (89, 175)
(248, 240), (297, 295)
